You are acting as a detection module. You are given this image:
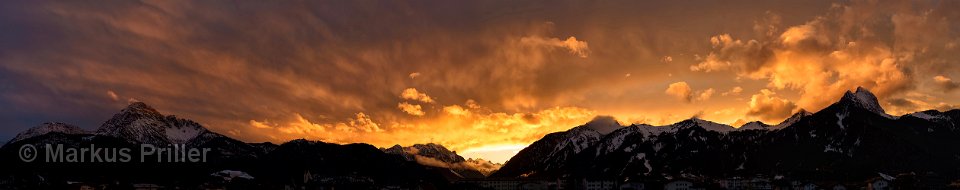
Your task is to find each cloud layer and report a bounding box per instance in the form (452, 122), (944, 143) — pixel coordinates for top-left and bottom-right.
(1, 0), (958, 162)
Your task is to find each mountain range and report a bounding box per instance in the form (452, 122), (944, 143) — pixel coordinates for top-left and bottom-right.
(0, 102), (456, 189)
(2, 87), (959, 188)
(382, 143), (502, 179)
(491, 87), (960, 182)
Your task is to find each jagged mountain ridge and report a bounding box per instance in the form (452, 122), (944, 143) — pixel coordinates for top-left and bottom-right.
(95, 102), (211, 145)
(382, 143), (500, 178)
(0, 102), (452, 188)
(5, 122), (89, 146)
(492, 87), (960, 181)
(383, 143), (467, 163)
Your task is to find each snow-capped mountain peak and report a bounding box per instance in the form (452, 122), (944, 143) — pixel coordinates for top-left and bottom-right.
(382, 143), (496, 178)
(125, 101), (162, 115)
(839, 87), (886, 115)
(772, 109), (812, 130)
(95, 102), (212, 144)
(676, 118), (737, 133)
(738, 121), (770, 130)
(494, 88), (960, 180)
(6, 122), (89, 145)
(383, 143), (466, 163)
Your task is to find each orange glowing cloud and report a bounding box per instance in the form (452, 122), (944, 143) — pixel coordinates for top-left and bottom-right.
(398, 102), (426, 116)
(746, 89), (798, 122)
(2, 0), (959, 165)
(520, 36), (590, 58)
(690, 0), (960, 115)
(401, 88), (435, 103)
(248, 100), (597, 163)
(665, 82), (714, 103)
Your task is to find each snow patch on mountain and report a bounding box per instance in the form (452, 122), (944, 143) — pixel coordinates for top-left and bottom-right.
(599, 127), (632, 156)
(638, 153), (651, 175)
(550, 127), (602, 158)
(836, 112), (847, 130)
(165, 126), (201, 143)
(164, 115), (207, 144)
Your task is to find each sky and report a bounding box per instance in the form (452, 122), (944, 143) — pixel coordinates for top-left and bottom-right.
(1, 0), (960, 164)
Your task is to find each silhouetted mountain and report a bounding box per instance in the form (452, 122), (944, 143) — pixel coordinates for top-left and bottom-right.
(492, 87), (960, 182)
(0, 102), (448, 189)
(253, 139), (448, 188)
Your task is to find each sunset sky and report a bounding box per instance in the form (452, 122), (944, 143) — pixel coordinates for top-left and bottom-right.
(2, 0), (959, 163)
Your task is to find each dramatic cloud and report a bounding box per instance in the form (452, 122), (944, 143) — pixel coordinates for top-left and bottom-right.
(401, 88), (435, 103)
(398, 102), (425, 116)
(1, 0), (957, 163)
(664, 82), (714, 103)
(746, 89), (797, 122)
(933, 76), (959, 92)
(665, 82), (693, 102)
(443, 105), (470, 116)
(691, 0), (960, 113)
(690, 34), (771, 73)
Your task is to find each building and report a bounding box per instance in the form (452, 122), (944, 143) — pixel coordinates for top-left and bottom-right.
(619, 182), (646, 190)
(721, 176), (772, 190)
(787, 181), (818, 190)
(665, 179), (708, 190)
(665, 180), (693, 190)
(581, 179), (617, 190)
(519, 181), (548, 190)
